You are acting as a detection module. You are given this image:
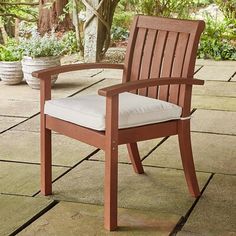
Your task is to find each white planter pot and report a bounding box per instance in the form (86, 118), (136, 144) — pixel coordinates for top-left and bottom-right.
(22, 56), (60, 89)
(0, 61), (23, 85)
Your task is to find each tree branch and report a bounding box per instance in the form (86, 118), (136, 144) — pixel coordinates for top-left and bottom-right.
(0, 13), (37, 22)
(0, 1), (39, 6)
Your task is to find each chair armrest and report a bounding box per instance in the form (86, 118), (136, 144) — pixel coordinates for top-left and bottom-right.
(98, 77), (204, 97)
(32, 63), (124, 80)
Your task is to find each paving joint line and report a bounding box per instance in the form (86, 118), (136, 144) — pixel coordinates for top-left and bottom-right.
(90, 69), (104, 77)
(228, 71), (236, 82)
(141, 163), (212, 174)
(0, 114), (29, 118)
(141, 109), (196, 163)
(170, 173), (215, 235)
(0, 159), (71, 168)
(32, 148), (100, 197)
(193, 108), (236, 112)
(194, 65), (203, 75)
(0, 192), (35, 198)
(192, 130), (236, 137)
(31, 149), (100, 197)
(68, 79), (105, 97)
(9, 200), (59, 236)
(193, 94), (236, 98)
(88, 158), (131, 165)
(141, 137), (169, 162)
(0, 113), (39, 135)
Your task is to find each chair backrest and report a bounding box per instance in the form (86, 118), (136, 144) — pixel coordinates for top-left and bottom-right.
(123, 15), (205, 114)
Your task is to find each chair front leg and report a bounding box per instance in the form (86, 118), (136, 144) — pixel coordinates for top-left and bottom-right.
(178, 119), (200, 198)
(40, 79), (52, 195)
(104, 95), (119, 231)
(40, 124), (52, 195)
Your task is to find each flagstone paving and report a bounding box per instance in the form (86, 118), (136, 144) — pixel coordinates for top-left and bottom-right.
(42, 161), (210, 216)
(0, 71), (103, 102)
(18, 201), (180, 236)
(0, 100), (39, 118)
(11, 114), (41, 132)
(179, 175), (236, 236)
(192, 109), (236, 135)
(192, 95), (236, 111)
(93, 68), (123, 79)
(0, 162), (68, 196)
(192, 80), (236, 97)
(0, 59), (235, 235)
(143, 132), (236, 175)
(0, 194), (54, 236)
(195, 65), (235, 81)
(0, 116), (26, 133)
(0, 131), (96, 167)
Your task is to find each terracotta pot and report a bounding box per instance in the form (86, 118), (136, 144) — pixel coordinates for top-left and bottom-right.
(22, 56), (60, 89)
(0, 61), (23, 85)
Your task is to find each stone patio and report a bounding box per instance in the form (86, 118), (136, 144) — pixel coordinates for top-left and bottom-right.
(0, 59), (235, 235)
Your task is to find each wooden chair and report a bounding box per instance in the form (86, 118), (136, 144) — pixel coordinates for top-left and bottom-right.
(33, 15), (205, 231)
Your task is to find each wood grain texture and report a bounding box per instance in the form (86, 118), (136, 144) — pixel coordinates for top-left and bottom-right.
(104, 95), (119, 230)
(40, 79), (52, 195)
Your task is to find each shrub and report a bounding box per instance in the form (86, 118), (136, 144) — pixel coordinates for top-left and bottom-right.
(19, 31), (78, 58)
(215, 0), (236, 19)
(198, 16), (236, 60)
(0, 39), (22, 61)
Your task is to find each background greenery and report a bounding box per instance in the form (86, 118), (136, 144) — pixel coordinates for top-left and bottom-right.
(0, 0), (235, 61)
(112, 0), (236, 60)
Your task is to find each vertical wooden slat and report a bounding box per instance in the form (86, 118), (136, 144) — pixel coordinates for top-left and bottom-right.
(159, 31), (179, 101)
(130, 27), (147, 93)
(123, 16), (139, 83)
(178, 33), (197, 114)
(104, 95), (119, 231)
(168, 33), (189, 104)
(138, 29), (157, 96)
(148, 30), (168, 98)
(179, 21), (205, 116)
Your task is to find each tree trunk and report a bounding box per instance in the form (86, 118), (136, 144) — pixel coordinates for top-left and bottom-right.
(97, 0), (119, 60)
(0, 25), (8, 44)
(38, 0), (73, 35)
(84, 0), (119, 62)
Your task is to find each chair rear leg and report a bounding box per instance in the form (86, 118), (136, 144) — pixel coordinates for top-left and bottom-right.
(178, 120), (200, 198)
(127, 143), (144, 174)
(40, 125), (52, 196)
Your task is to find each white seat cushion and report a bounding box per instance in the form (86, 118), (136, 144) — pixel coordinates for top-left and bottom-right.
(44, 92), (182, 131)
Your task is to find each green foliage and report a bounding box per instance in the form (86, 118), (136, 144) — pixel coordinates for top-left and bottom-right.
(112, 0), (196, 41)
(19, 30), (78, 58)
(198, 37), (236, 60)
(0, 39), (22, 61)
(113, 11), (134, 29)
(0, 0), (38, 23)
(118, 0), (195, 18)
(193, 0), (214, 7)
(61, 31), (78, 55)
(113, 0), (236, 61)
(111, 26), (129, 41)
(19, 32), (64, 58)
(198, 17), (236, 60)
(215, 0), (236, 19)
(111, 11), (133, 41)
